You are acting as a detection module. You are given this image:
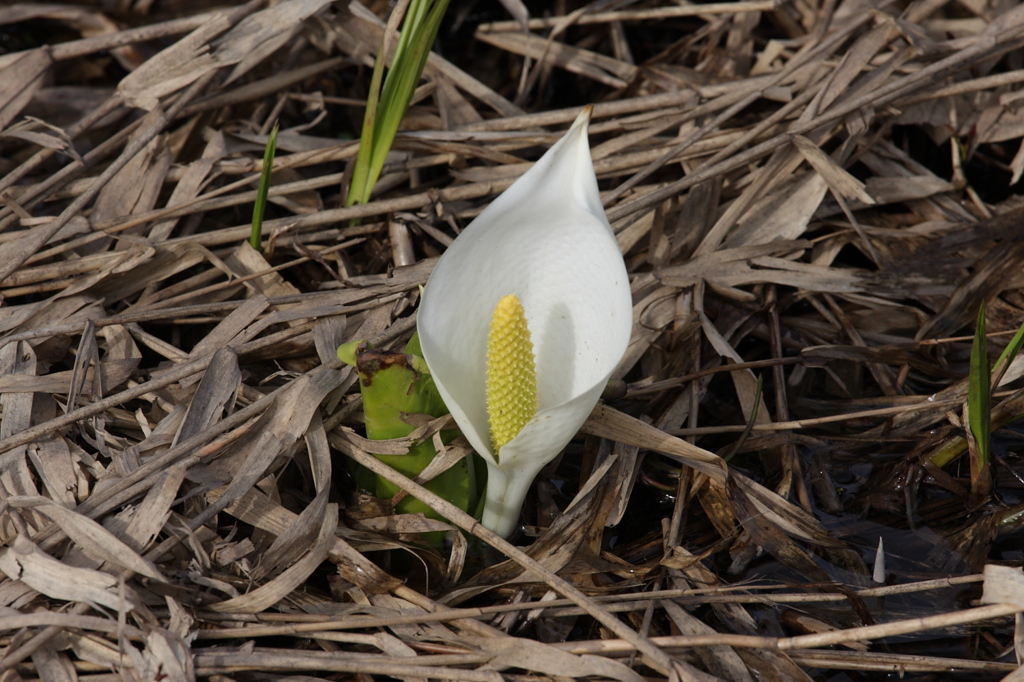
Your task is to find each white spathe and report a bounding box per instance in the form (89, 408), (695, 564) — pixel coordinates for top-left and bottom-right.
(418, 107), (632, 538)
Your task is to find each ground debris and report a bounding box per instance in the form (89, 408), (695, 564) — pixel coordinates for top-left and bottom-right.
(0, 0), (1023, 679)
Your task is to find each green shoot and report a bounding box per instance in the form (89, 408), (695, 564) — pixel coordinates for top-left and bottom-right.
(338, 333), (476, 546)
(927, 312), (1024, 469)
(992, 314), (1024, 387)
(966, 303), (991, 502)
(250, 120), (280, 250)
(346, 0), (449, 207)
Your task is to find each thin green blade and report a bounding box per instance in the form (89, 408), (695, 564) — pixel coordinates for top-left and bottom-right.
(967, 303), (991, 501)
(992, 316), (1024, 387)
(249, 120), (279, 250)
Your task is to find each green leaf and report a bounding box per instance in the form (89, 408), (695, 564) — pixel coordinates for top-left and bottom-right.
(339, 334), (477, 538)
(992, 315), (1024, 387)
(250, 120), (279, 250)
(967, 303), (991, 482)
(347, 0), (449, 207)
(927, 311), (1024, 471)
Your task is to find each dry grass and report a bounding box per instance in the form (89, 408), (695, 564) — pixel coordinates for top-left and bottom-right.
(1, 0), (1024, 679)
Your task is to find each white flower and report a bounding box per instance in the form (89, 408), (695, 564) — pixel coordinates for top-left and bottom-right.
(418, 107), (632, 538)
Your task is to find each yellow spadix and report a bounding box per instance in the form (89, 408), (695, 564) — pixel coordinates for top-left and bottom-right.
(486, 294), (538, 454)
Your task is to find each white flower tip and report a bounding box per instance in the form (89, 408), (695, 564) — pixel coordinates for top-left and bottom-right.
(573, 104), (594, 130)
(562, 106), (595, 153)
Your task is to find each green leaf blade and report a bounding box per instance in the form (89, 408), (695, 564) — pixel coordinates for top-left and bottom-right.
(967, 303), (992, 500)
(346, 0), (450, 208)
(249, 120), (279, 250)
